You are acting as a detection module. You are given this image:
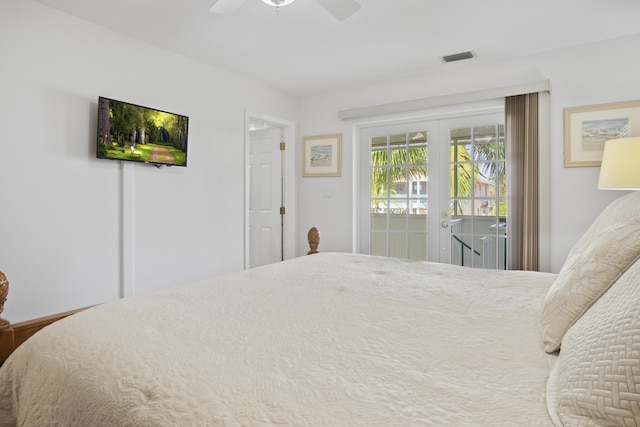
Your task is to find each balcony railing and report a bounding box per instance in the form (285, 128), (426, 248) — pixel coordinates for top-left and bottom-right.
(451, 217), (506, 269)
(370, 214), (506, 269)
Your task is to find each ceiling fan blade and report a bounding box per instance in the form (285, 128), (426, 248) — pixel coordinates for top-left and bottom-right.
(209, 0), (247, 14)
(316, 0), (361, 21)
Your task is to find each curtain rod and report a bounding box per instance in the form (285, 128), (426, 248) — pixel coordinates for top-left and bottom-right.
(337, 80), (550, 121)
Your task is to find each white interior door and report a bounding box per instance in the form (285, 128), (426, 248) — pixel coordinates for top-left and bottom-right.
(249, 126), (283, 268)
(245, 112), (296, 270)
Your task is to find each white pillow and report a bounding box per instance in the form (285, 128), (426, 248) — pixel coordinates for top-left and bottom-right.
(541, 221), (640, 353)
(547, 257), (640, 426)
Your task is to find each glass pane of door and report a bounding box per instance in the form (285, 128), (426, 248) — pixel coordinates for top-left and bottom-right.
(369, 131), (428, 260)
(448, 123), (506, 269)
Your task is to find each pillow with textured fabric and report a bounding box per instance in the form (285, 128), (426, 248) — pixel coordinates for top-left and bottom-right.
(546, 257), (640, 427)
(541, 220), (640, 353)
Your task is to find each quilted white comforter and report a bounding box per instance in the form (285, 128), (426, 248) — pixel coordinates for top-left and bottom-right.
(0, 253), (557, 426)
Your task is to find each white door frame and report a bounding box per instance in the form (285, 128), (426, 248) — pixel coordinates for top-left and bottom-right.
(244, 110), (297, 270)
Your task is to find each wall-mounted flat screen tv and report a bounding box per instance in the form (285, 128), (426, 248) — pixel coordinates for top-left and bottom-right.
(97, 96), (188, 167)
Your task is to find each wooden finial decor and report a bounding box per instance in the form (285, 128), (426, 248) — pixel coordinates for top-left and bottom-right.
(0, 271), (9, 330)
(307, 227), (320, 255)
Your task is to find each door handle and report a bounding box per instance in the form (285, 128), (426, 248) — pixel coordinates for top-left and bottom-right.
(441, 221), (449, 228)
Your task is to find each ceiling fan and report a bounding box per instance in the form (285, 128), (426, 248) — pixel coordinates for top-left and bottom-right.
(209, 0), (361, 21)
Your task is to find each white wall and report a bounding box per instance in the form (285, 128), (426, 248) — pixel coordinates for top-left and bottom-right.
(296, 34), (640, 272)
(0, 1), (298, 322)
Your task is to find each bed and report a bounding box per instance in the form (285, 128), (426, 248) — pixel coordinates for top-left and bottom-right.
(1, 192), (640, 426)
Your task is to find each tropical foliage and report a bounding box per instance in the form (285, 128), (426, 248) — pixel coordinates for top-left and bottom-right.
(370, 142), (427, 198)
(370, 127), (506, 216)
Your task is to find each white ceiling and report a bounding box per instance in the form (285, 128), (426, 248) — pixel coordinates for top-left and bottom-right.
(32, 0), (640, 96)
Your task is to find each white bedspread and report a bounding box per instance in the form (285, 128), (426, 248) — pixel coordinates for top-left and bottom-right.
(0, 253), (557, 426)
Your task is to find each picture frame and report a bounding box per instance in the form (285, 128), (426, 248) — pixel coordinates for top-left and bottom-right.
(564, 100), (640, 167)
(302, 134), (342, 177)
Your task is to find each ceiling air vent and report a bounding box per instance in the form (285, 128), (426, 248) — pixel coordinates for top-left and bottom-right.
(440, 51), (475, 63)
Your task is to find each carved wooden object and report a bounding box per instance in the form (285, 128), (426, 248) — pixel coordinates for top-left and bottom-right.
(307, 227), (320, 255)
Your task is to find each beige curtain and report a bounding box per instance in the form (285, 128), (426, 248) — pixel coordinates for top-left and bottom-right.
(506, 93), (539, 271)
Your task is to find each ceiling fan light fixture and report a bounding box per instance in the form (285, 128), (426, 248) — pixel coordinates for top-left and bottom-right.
(261, 0), (296, 8)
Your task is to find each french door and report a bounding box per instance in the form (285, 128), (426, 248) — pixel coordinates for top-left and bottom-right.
(359, 110), (507, 268)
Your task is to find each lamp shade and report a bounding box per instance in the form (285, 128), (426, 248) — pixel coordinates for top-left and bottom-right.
(598, 137), (640, 190)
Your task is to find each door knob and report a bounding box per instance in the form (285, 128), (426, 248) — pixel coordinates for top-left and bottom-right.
(441, 221), (449, 228)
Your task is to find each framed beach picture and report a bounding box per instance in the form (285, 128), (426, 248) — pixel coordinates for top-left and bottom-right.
(564, 100), (640, 167)
(302, 134), (342, 177)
